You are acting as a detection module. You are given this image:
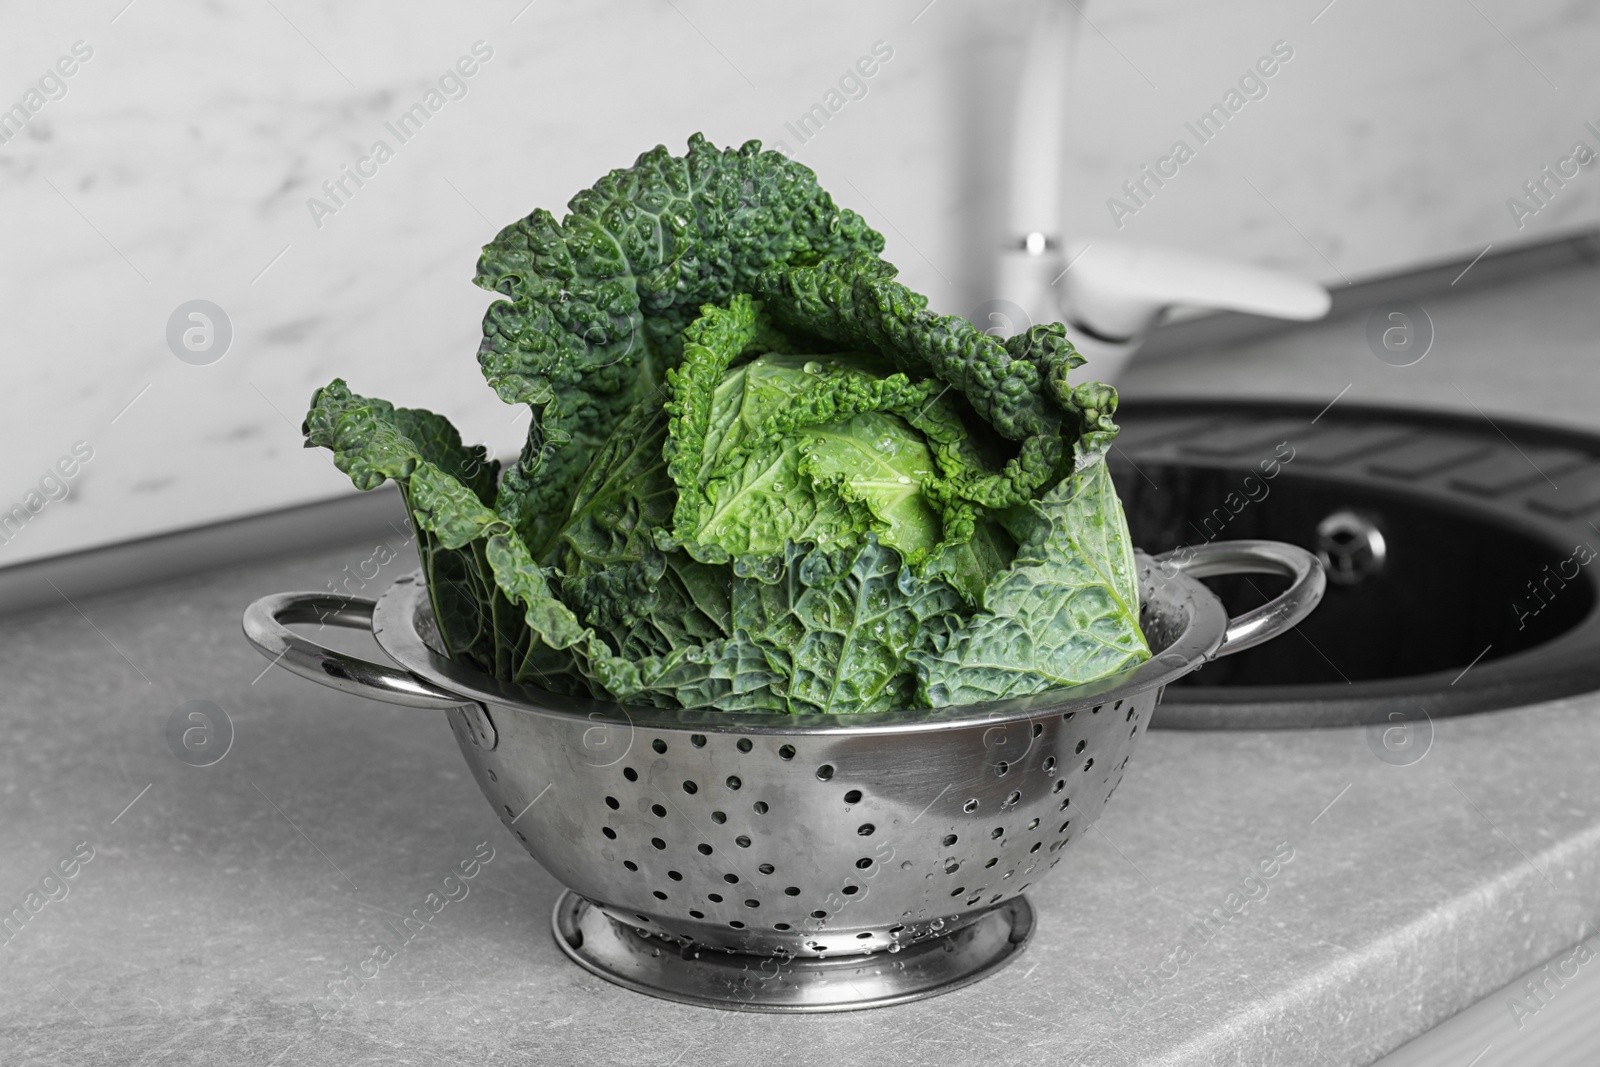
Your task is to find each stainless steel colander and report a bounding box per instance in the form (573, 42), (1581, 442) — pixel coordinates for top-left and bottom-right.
(243, 540), (1322, 1011)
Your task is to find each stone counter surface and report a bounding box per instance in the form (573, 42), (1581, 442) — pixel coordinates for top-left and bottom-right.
(2, 534), (1597, 1067)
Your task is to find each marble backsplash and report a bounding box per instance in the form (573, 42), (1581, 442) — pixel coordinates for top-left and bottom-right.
(2, 0), (1596, 566)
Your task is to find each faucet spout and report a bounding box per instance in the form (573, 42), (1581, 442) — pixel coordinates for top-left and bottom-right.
(993, 1), (1331, 383)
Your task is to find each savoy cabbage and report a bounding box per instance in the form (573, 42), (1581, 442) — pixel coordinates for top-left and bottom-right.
(303, 135), (1148, 713)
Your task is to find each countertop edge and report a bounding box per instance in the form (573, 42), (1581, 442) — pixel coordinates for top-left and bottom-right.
(1160, 758), (1600, 1066)
(0, 484), (406, 618)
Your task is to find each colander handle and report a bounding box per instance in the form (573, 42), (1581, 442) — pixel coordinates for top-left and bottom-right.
(1153, 539), (1326, 658)
(242, 592), (473, 710)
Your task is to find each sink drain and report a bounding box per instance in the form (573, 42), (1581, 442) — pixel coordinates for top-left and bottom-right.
(1110, 399), (1600, 728)
(1314, 509), (1387, 586)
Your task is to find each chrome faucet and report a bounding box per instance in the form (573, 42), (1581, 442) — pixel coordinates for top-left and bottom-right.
(993, 0), (1331, 383)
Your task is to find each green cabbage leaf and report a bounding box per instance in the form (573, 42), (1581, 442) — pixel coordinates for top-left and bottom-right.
(303, 136), (1148, 713)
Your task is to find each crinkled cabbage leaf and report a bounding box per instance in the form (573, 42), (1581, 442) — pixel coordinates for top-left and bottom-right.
(303, 135), (1147, 713)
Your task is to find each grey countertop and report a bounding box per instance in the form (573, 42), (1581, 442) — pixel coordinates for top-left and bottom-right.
(1121, 237), (1600, 433)
(3, 251), (1599, 1066)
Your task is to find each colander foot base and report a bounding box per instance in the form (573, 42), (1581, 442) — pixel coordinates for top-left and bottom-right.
(551, 890), (1033, 1013)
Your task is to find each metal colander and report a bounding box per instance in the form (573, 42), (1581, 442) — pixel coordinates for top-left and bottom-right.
(243, 540), (1322, 1011)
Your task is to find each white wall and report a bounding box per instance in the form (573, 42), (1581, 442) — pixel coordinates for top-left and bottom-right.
(2, 0), (1596, 566)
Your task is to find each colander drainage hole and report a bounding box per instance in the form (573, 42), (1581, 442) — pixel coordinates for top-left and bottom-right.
(778, 744), (796, 760)
(690, 734), (706, 747)
(811, 910), (828, 918)
(602, 827), (616, 840)
(985, 858), (998, 868)
(1027, 818), (1040, 830)
(784, 886), (800, 895)
(944, 860), (960, 873)
(651, 838), (666, 850)
(652, 738), (667, 754)
(1059, 820), (1071, 833)
(843, 789), (862, 804)
(698, 843), (713, 855)
(855, 858), (873, 869)
(623, 861), (638, 871)
(726, 776), (742, 790)
(1032, 722), (1044, 737)
(682, 781), (698, 794)
(651, 804), (667, 817)
(744, 899), (760, 909)
(605, 796), (620, 809)
(1043, 757), (1056, 774)
(1062, 711), (1076, 722)
(942, 834), (958, 846)
(1053, 779), (1065, 794)
(623, 767), (638, 781)
(690, 909), (705, 918)
(753, 801), (768, 815)
(735, 835), (752, 848)
(653, 891), (668, 900)
(668, 870), (684, 881)
(711, 811), (726, 824)
(857, 823), (875, 836)
(775, 922), (792, 930)
(503, 806), (513, 818)
(889, 924), (905, 934)
(1005, 791), (1022, 806)
(1074, 739), (1086, 754)
(991, 827), (1004, 839)
(729, 921), (745, 929)
(708, 893), (723, 903)
(817, 764), (835, 781)
(963, 799), (979, 813)
(1030, 842), (1041, 853)
(724, 874), (739, 884)
(950, 886), (965, 897)
(856, 931), (872, 939)
(842, 885), (859, 896)
(996, 761), (1010, 777)
(1083, 759), (1095, 772)
(758, 863), (775, 874)
(737, 738), (753, 753)
(966, 895), (981, 906)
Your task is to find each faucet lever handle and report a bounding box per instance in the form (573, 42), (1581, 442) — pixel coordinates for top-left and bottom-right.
(1060, 240), (1331, 342)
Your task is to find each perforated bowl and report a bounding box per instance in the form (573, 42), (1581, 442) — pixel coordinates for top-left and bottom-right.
(243, 540), (1321, 1011)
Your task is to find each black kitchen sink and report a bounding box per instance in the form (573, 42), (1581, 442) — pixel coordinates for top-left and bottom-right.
(1111, 400), (1600, 728)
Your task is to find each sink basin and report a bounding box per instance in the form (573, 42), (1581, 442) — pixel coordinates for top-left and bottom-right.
(1110, 400), (1600, 728)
